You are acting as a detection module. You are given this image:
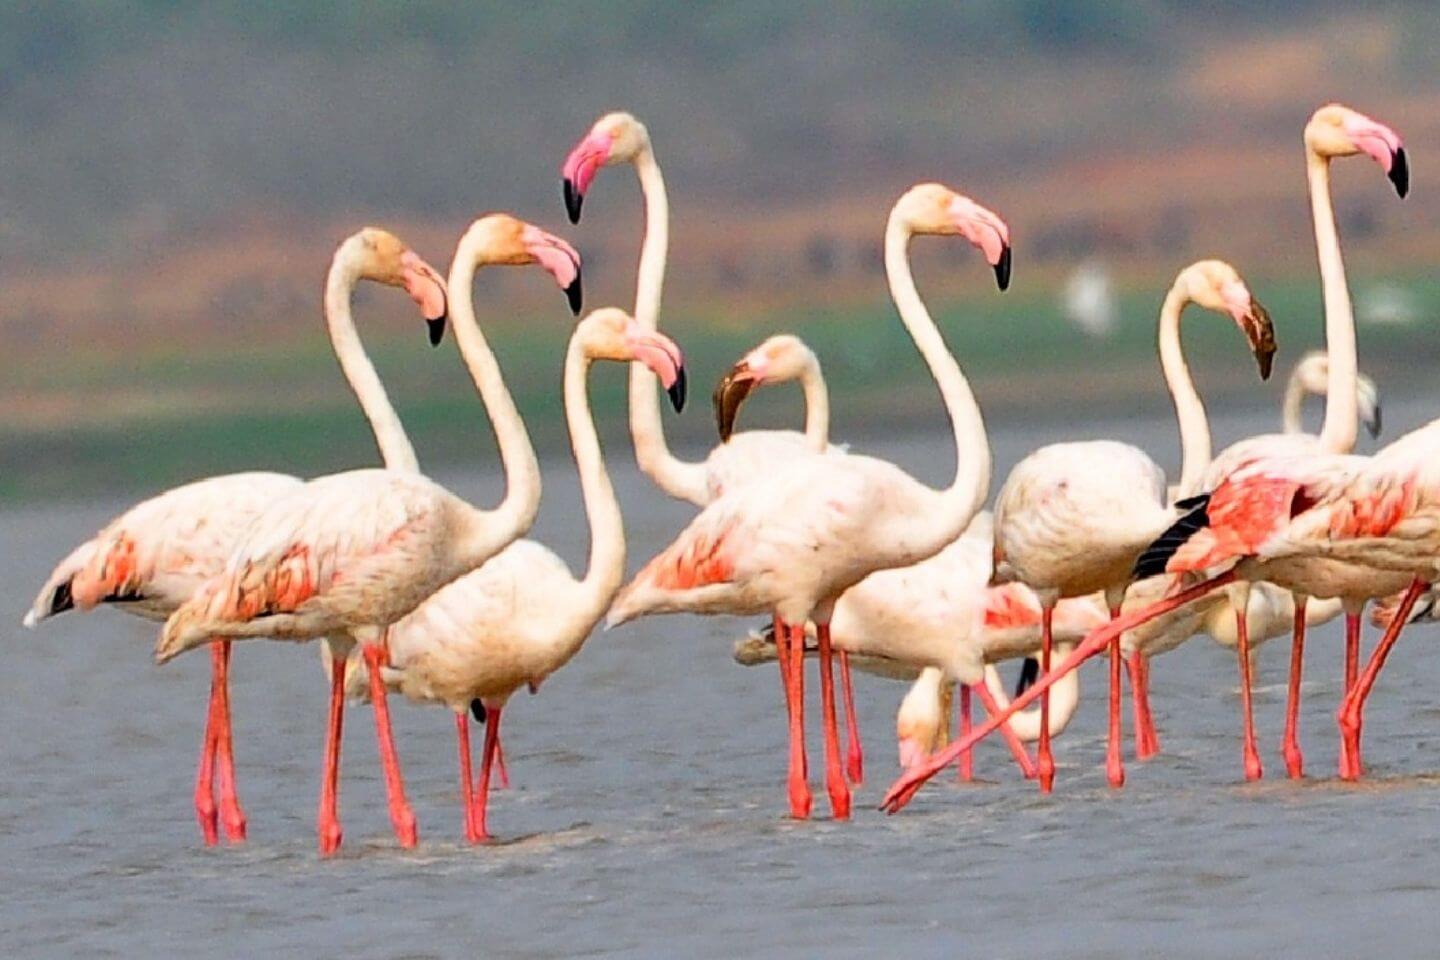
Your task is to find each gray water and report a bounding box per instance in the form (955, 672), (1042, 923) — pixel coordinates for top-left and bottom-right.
(5, 400), (1440, 959)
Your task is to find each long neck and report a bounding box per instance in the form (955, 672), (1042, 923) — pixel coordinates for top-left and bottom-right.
(324, 262), (419, 473)
(799, 359), (830, 450)
(1281, 372), (1308, 434)
(448, 239), (541, 561)
(1308, 152), (1359, 454)
(883, 218), (990, 533)
(627, 147), (707, 502)
(1156, 285), (1209, 497)
(565, 341), (627, 625)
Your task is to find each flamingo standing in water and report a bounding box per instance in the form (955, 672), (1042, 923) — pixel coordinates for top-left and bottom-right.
(991, 260), (1277, 792)
(23, 228), (449, 845)
(330, 308), (685, 841)
(561, 110), (872, 780)
(608, 182), (1009, 820)
(155, 214), (583, 854)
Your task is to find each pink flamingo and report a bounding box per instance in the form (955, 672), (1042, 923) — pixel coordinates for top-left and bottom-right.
(328, 308), (684, 841)
(991, 260), (1276, 792)
(154, 214), (583, 855)
(608, 182), (1008, 820)
(23, 228), (448, 846)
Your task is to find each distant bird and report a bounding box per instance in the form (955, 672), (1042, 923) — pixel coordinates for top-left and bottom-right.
(331, 309), (685, 841)
(608, 183), (1008, 821)
(1062, 259), (1119, 338)
(1282, 351), (1382, 438)
(991, 259), (1276, 792)
(23, 227), (449, 846)
(154, 214), (583, 855)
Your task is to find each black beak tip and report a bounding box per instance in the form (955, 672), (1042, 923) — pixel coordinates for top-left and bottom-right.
(994, 245), (1012, 291)
(563, 178), (584, 224)
(1258, 350), (1275, 381)
(564, 273), (583, 316)
(1390, 147), (1409, 199)
(426, 315), (447, 347)
(1368, 407), (1383, 439)
(667, 366), (687, 413)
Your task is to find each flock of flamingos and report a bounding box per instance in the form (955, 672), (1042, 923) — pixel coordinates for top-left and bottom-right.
(23, 101), (1438, 856)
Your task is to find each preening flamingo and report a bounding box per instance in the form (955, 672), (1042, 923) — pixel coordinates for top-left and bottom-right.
(608, 182), (1008, 820)
(154, 213), (583, 854)
(22, 227), (448, 846)
(991, 259), (1276, 792)
(329, 308), (685, 841)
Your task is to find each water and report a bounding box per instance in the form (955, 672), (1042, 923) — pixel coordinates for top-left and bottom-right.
(5, 400), (1440, 958)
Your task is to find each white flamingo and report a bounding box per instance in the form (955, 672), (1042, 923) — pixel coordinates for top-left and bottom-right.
(154, 214), (583, 855)
(22, 227), (448, 846)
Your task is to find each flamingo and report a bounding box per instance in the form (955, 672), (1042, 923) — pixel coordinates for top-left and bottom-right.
(1282, 351), (1381, 438)
(326, 308), (685, 841)
(991, 259), (1277, 792)
(22, 227), (449, 846)
(607, 182), (1008, 820)
(153, 213), (583, 854)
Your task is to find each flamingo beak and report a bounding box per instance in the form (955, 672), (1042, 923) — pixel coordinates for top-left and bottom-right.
(631, 331), (687, 413)
(565, 271), (584, 316)
(521, 225), (584, 316)
(713, 362), (758, 442)
(400, 252), (449, 347)
(1224, 287), (1276, 381)
(1389, 146), (1410, 198)
(561, 131), (612, 224)
(994, 244), (1013, 292)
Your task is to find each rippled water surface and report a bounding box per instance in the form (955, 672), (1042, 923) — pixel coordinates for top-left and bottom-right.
(6, 402), (1440, 958)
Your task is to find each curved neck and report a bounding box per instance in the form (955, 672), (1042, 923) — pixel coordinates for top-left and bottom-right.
(448, 238), (541, 560)
(982, 659), (1079, 741)
(883, 217), (990, 532)
(627, 147), (707, 502)
(565, 340), (627, 624)
(1281, 373), (1308, 434)
(1156, 284), (1209, 497)
(324, 261), (419, 473)
(799, 359), (830, 450)
(1308, 152), (1359, 454)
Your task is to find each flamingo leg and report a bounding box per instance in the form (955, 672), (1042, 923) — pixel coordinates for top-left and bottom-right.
(494, 735), (511, 790)
(1127, 651), (1160, 760)
(1234, 606), (1263, 782)
(1338, 580), (1427, 780)
(816, 622), (852, 820)
(783, 621), (812, 819)
(973, 680), (1038, 779)
(1282, 599), (1307, 780)
(838, 652), (864, 785)
(456, 712), (477, 843)
(1343, 611), (1361, 696)
(1106, 605), (1126, 789)
(957, 683), (973, 782)
(194, 642), (222, 846)
(1037, 604), (1056, 792)
(212, 640), (247, 843)
(361, 640), (419, 848)
(318, 645), (346, 856)
(473, 704), (503, 840)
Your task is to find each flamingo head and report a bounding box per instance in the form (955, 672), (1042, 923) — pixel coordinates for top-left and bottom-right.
(1178, 260), (1277, 381)
(1291, 351), (1383, 438)
(1306, 104), (1408, 198)
(578, 307), (687, 412)
(340, 228), (450, 346)
(893, 183), (1012, 291)
(711, 334), (819, 442)
(896, 671), (945, 771)
(561, 111), (650, 224)
(466, 214), (584, 315)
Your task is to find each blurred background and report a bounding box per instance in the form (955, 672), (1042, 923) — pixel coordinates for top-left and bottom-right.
(2, 1), (1438, 501)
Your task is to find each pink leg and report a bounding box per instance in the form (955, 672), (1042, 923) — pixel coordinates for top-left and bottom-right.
(784, 622), (812, 819)
(362, 642), (419, 848)
(1127, 651), (1160, 760)
(816, 623), (852, 820)
(1344, 612), (1361, 696)
(494, 735), (511, 790)
(1339, 581), (1426, 780)
(473, 705), (503, 840)
(957, 683), (973, 782)
(1036, 605), (1056, 792)
(456, 712), (477, 843)
(212, 640), (247, 843)
(319, 650), (346, 856)
(974, 681), (1038, 779)
(1235, 607), (1263, 782)
(1282, 600), (1306, 780)
(194, 643), (222, 846)
(839, 652), (863, 785)
(1106, 606), (1126, 789)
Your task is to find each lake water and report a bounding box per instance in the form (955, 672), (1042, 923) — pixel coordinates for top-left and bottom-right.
(5, 398), (1440, 958)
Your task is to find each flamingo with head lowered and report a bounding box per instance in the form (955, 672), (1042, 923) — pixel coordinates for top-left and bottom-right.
(608, 182), (1008, 821)
(154, 213), (583, 855)
(23, 227), (449, 846)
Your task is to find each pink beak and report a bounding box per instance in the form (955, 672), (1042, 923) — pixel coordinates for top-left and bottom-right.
(399, 250), (449, 346)
(629, 330), (687, 412)
(561, 131), (613, 224)
(951, 196), (1013, 291)
(521, 225), (584, 315)
(1343, 114), (1409, 198)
